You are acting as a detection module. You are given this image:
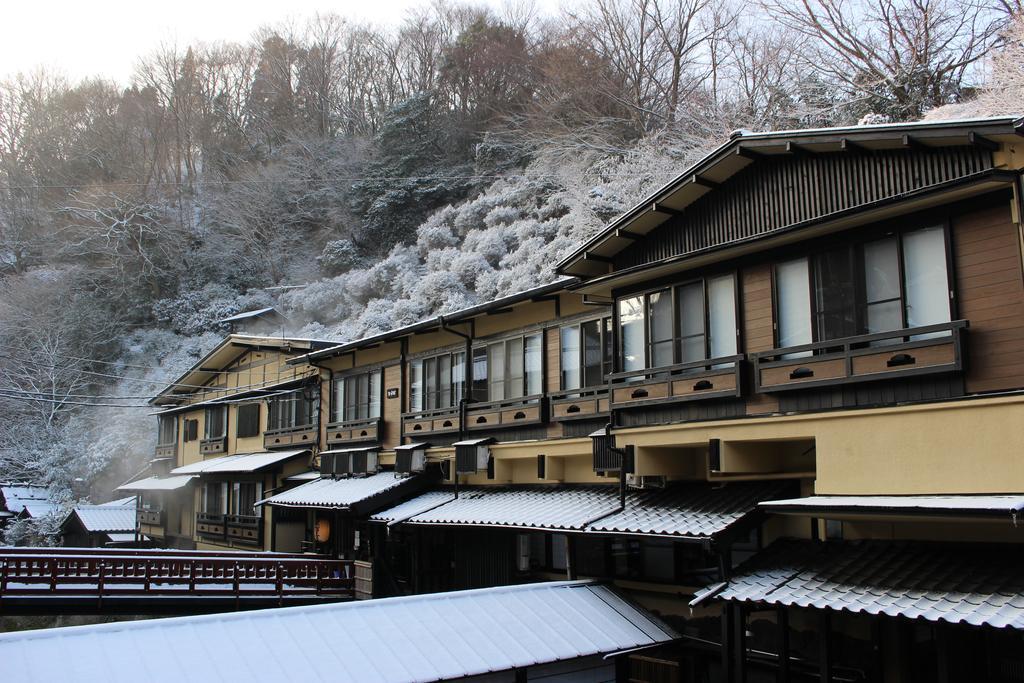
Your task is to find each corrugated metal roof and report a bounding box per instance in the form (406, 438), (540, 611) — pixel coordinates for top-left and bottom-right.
(0, 484), (57, 518)
(713, 539), (1024, 629)
(101, 496), (137, 507)
(401, 486), (621, 531)
(116, 475), (196, 491)
(0, 580), (677, 683)
(761, 494), (1024, 518)
(591, 481), (794, 538)
(376, 481), (788, 536)
(104, 532), (147, 544)
(257, 472), (420, 509)
(285, 470), (320, 482)
(68, 505), (136, 533)
(171, 449), (307, 475)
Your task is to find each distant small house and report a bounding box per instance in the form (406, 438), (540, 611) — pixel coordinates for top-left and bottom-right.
(60, 497), (142, 548)
(0, 483), (57, 521)
(219, 307), (288, 335)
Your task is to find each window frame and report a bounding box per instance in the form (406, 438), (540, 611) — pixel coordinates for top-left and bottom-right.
(268, 387), (317, 432)
(616, 271), (740, 372)
(471, 331), (545, 403)
(157, 414), (177, 446)
(203, 405), (227, 440)
(770, 222), (954, 349)
(559, 316), (613, 391)
(235, 403), (260, 439)
(409, 351), (465, 413)
(330, 369), (383, 424)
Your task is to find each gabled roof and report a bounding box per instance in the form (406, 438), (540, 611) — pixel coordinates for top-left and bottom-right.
(707, 538), (1024, 629)
(62, 504), (136, 533)
(0, 484), (57, 518)
(257, 472), (424, 511)
(170, 450), (308, 475)
(0, 580), (677, 683)
(116, 475), (196, 492)
(557, 115), (1024, 280)
(150, 334), (340, 406)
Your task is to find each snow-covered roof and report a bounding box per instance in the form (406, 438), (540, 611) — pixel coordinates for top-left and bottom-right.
(101, 496), (137, 507)
(284, 470), (320, 482)
(116, 474), (196, 491)
(257, 472), (420, 510)
(369, 490), (457, 525)
(0, 484), (58, 518)
(171, 449), (308, 475)
(104, 532), (147, 544)
(761, 494), (1024, 518)
(64, 505), (136, 533)
(0, 580), (677, 683)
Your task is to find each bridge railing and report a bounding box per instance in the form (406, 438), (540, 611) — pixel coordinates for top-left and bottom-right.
(0, 550), (354, 601)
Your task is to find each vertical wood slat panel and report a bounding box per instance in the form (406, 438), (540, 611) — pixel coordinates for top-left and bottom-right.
(617, 147), (993, 271)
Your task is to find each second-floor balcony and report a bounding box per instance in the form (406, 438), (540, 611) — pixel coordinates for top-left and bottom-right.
(751, 320), (967, 393)
(466, 395), (548, 431)
(549, 386), (610, 422)
(138, 509), (164, 527)
(608, 354), (745, 410)
(200, 436), (227, 456)
(154, 442), (177, 459)
(326, 417), (382, 447)
(402, 407), (460, 437)
(264, 424), (317, 450)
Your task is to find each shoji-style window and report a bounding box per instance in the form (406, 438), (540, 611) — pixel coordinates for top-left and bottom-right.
(157, 414), (177, 445)
(203, 406), (226, 440)
(268, 388), (317, 430)
(231, 482), (262, 516)
(560, 318), (613, 390)
(409, 352), (465, 412)
(617, 274), (738, 371)
(472, 333), (543, 401)
(773, 225), (951, 348)
(331, 370), (382, 422)
(201, 482), (228, 515)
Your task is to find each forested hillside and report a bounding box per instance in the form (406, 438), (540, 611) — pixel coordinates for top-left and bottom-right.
(0, 0), (1020, 541)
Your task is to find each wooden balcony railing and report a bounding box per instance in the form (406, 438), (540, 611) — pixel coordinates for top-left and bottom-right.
(154, 442), (177, 459)
(263, 424), (317, 450)
(751, 320), (967, 393)
(402, 406), (460, 436)
(200, 436), (227, 456)
(549, 386), (610, 422)
(138, 510), (164, 527)
(608, 355), (745, 409)
(226, 514), (262, 544)
(326, 417), (382, 446)
(196, 512), (226, 539)
(465, 395), (548, 431)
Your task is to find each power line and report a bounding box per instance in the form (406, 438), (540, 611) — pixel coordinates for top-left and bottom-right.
(0, 390), (152, 408)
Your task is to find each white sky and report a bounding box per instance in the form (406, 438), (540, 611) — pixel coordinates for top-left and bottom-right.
(0, 0), (564, 84)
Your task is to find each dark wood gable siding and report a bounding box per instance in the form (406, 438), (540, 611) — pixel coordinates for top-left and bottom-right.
(615, 146), (993, 270)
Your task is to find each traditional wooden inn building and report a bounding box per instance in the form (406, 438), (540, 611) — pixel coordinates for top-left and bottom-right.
(116, 115), (1024, 682)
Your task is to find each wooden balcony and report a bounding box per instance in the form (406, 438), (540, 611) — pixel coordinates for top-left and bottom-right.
(226, 514), (262, 545)
(139, 510), (164, 527)
(326, 417), (382, 447)
(200, 436), (227, 456)
(608, 355), (745, 409)
(402, 407), (460, 437)
(264, 424), (317, 450)
(466, 395), (548, 431)
(196, 512), (226, 539)
(549, 386), (610, 422)
(154, 443), (177, 459)
(751, 320), (967, 393)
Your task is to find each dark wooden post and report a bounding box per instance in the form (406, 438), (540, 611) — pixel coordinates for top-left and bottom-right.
(733, 604), (747, 683)
(778, 608), (790, 683)
(818, 611), (832, 683)
(722, 605), (734, 683)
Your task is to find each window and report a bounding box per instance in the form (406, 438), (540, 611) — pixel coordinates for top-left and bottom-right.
(774, 225), (951, 348)
(331, 370), (382, 422)
(268, 388), (316, 431)
(236, 404), (260, 438)
(201, 482), (228, 515)
(157, 415), (177, 446)
(231, 482), (262, 516)
(472, 333), (543, 402)
(617, 274), (738, 371)
(409, 352), (465, 412)
(204, 406), (226, 440)
(183, 419), (199, 442)
(560, 318), (613, 390)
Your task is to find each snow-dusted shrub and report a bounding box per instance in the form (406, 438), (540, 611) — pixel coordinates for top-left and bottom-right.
(319, 239), (362, 275)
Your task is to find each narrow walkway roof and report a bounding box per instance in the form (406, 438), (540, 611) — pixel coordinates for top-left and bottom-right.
(760, 494), (1024, 521)
(0, 580), (677, 683)
(705, 538), (1024, 629)
(116, 474), (196, 491)
(257, 472), (424, 512)
(171, 449), (307, 475)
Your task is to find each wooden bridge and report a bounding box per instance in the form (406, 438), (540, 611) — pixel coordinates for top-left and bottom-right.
(0, 547), (354, 615)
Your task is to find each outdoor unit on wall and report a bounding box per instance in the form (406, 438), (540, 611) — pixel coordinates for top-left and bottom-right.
(626, 474), (666, 490)
(319, 451), (337, 478)
(590, 427), (634, 473)
(453, 437), (495, 475)
(350, 448), (379, 476)
(394, 443), (428, 475)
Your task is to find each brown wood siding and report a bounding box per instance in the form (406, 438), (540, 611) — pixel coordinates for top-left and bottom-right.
(954, 202), (1024, 393)
(545, 327), (561, 394)
(383, 364), (402, 449)
(741, 264), (779, 415)
(616, 147), (993, 270)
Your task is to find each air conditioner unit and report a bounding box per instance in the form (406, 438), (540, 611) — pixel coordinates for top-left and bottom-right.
(626, 474), (667, 490)
(350, 449), (379, 475)
(319, 452), (337, 478)
(453, 438), (494, 475)
(395, 443), (428, 474)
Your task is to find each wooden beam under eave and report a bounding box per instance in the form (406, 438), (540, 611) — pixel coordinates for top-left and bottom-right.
(839, 138), (869, 154)
(968, 131), (1000, 152)
(582, 252), (613, 264)
(690, 174), (719, 189)
(785, 141), (811, 156)
(901, 134), (926, 150)
(613, 228), (643, 241)
(650, 202), (682, 217)
(735, 146), (763, 160)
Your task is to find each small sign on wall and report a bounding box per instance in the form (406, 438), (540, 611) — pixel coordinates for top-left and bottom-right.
(386, 388), (399, 399)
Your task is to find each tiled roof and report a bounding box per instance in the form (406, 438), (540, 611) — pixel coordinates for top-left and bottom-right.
(713, 539), (1024, 629)
(67, 505), (136, 533)
(375, 481), (791, 537)
(0, 580), (678, 683)
(257, 472), (421, 510)
(761, 494), (1024, 519)
(592, 480), (795, 538)
(116, 475), (196, 491)
(403, 486), (621, 531)
(171, 449), (308, 475)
